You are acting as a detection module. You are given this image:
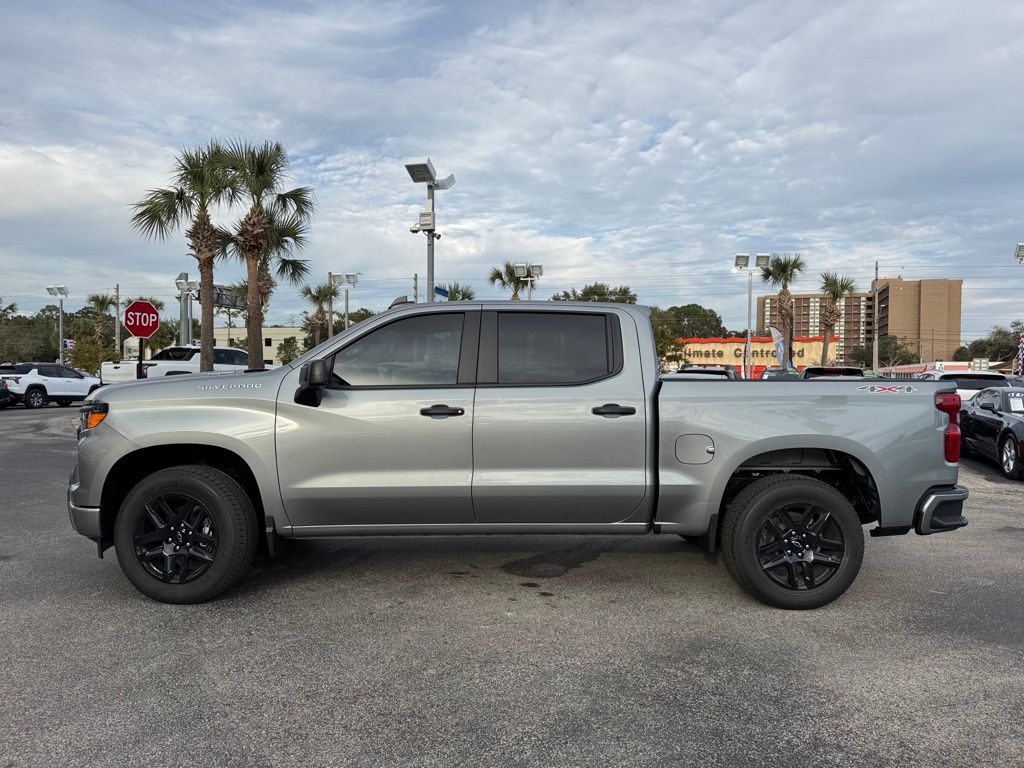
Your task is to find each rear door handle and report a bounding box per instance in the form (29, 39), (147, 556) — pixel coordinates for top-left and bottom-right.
(420, 404), (465, 419)
(592, 403), (636, 417)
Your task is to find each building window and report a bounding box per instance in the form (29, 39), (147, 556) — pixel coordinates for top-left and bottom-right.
(264, 338), (272, 347)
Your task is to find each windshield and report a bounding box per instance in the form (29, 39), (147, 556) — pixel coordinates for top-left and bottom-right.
(942, 374), (1008, 389)
(150, 348), (198, 361)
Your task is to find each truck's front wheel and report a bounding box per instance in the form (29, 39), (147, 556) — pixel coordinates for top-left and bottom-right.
(113, 465), (258, 604)
(721, 474), (864, 609)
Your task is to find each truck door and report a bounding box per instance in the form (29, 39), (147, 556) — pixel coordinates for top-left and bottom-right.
(276, 310), (479, 529)
(471, 309), (647, 524)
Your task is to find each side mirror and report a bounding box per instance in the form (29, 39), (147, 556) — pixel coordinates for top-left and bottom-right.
(295, 359), (329, 406)
(980, 401), (997, 412)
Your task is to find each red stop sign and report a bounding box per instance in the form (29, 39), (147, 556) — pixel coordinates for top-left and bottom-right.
(123, 300), (161, 339)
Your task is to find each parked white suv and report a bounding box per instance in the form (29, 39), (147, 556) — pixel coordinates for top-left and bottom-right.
(0, 363), (101, 409)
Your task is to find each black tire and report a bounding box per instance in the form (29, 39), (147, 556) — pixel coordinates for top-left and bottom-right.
(999, 435), (1022, 480)
(56, 399), (73, 407)
(721, 474), (864, 610)
(114, 465), (259, 603)
(24, 387), (47, 409)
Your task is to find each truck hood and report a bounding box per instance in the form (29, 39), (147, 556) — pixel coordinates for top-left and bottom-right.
(89, 367), (291, 404)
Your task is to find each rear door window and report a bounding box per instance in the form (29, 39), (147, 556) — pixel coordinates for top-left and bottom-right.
(495, 312), (617, 385)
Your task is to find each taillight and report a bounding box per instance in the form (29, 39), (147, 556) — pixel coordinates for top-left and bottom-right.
(935, 392), (961, 463)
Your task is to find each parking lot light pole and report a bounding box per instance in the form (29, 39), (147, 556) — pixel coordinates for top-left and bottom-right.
(405, 158), (455, 303)
(45, 285), (68, 365)
(734, 254), (770, 379)
(330, 272), (359, 329)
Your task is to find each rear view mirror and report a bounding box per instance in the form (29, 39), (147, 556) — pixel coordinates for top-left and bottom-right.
(295, 359), (329, 406)
(980, 401), (997, 412)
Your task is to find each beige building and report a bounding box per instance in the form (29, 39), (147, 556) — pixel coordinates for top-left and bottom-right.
(874, 277), (962, 363)
(757, 291), (873, 363)
(211, 326), (303, 366)
(756, 276), (963, 364)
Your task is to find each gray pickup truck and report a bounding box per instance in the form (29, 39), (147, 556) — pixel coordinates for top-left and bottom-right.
(68, 301), (968, 609)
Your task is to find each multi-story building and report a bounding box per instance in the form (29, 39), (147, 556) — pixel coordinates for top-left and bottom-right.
(756, 276), (963, 364)
(756, 292), (873, 363)
(873, 277), (961, 363)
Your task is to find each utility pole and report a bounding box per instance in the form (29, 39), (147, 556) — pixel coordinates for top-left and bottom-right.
(414, 273), (419, 303)
(871, 261), (879, 371)
(114, 283), (121, 359)
(327, 271), (335, 338)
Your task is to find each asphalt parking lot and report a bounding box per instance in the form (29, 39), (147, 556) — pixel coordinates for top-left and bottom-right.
(1, 406), (1022, 768)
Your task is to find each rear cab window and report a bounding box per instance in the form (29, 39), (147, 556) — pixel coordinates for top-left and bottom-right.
(480, 311), (622, 386)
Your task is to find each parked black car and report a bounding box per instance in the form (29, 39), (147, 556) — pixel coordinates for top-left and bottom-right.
(960, 387), (1024, 479)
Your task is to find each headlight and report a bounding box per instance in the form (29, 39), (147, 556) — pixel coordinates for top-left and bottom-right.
(79, 401), (109, 432)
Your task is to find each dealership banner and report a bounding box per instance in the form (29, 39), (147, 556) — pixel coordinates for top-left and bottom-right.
(768, 326), (790, 369)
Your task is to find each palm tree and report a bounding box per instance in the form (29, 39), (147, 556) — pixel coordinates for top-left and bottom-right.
(0, 298), (16, 321)
(84, 292), (117, 345)
(131, 141), (233, 372)
(760, 254), (806, 362)
(819, 272), (857, 365)
(223, 140), (314, 369)
(300, 282), (339, 347)
(446, 282), (475, 301)
(488, 262), (531, 300)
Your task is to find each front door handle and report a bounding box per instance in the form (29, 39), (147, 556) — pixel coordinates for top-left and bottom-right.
(592, 403), (636, 417)
(420, 404), (465, 419)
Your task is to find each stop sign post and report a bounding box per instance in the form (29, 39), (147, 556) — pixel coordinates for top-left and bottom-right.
(123, 300), (160, 379)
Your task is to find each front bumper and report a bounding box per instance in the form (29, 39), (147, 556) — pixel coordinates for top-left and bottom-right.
(67, 464), (101, 540)
(915, 485), (969, 535)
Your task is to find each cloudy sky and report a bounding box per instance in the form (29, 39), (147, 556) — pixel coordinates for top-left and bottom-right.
(2, 0), (1023, 344)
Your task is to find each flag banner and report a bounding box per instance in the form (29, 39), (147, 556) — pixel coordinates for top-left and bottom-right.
(768, 326), (790, 369)
(62, 339), (76, 350)
(1018, 332), (1024, 375)
(434, 285), (449, 299)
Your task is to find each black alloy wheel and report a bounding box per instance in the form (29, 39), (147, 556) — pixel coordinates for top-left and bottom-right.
(756, 504), (844, 591)
(131, 494), (219, 585)
(721, 474), (864, 609)
(114, 465), (258, 603)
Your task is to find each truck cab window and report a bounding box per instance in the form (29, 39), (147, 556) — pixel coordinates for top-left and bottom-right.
(332, 313), (464, 387)
(497, 312), (612, 385)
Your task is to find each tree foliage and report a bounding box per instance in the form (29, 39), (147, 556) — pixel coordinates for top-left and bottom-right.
(551, 283), (637, 303)
(665, 303), (727, 338)
(276, 336), (300, 365)
(952, 321), (1024, 363)
(847, 336), (919, 368)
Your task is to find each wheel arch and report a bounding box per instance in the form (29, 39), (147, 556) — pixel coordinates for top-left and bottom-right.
(713, 439), (883, 543)
(99, 444), (267, 553)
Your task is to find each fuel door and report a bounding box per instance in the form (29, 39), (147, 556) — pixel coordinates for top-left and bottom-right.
(675, 434), (715, 465)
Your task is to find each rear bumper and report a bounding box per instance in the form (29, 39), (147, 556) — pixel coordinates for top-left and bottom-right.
(915, 485), (969, 535)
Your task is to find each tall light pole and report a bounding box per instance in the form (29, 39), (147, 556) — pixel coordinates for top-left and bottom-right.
(330, 272), (359, 330)
(45, 285), (68, 365)
(175, 272), (190, 345)
(513, 263), (544, 300)
(734, 253), (770, 379)
(405, 158), (455, 303)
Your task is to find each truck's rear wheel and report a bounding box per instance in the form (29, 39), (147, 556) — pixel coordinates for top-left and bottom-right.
(721, 474), (864, 609)
(114, 465), (258, 604)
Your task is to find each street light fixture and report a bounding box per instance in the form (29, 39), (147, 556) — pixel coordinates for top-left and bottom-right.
(513, 263), (543, 300)
(405, 157), (455, 303)
(1015, 243), (1024, 264)
(46, 285), (69, 365)
(329, 272), (359, 331)
(733, 254), (769, 379)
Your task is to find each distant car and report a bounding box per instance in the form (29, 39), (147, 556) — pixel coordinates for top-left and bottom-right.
(760, 368), (800, 380)
(674, 366), (740, 380)
(0, 363), (101, 409)
(0, 379), (11, 409)
(101, 346), (256, 384)
(960, 387), (1024, 479)
(917, 371), (1008, 399)
(799, 366), (865, 379)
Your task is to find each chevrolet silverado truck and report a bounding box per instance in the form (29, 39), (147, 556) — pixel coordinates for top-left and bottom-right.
(68, 301), (968, 608)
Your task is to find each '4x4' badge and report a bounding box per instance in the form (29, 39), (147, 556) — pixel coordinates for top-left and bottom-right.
(857, 384), (917, 393)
